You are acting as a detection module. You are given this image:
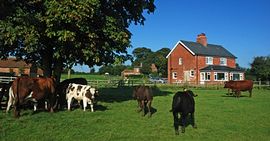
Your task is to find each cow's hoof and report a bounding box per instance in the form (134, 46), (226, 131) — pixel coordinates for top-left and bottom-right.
(175, 131), (179, 135)
(192, 125), (197, 129)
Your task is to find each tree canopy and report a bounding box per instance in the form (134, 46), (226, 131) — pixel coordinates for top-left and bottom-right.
(0, 0), (155, 82)
(132, 47), (170, 77)
(250, 56), (270, 81)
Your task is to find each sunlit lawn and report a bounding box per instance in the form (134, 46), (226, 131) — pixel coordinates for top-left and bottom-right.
(1, 87), (270, 141)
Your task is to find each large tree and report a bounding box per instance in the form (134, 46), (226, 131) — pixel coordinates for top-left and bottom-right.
(0, 0), (155, 82)
(250, 56), (270, 81)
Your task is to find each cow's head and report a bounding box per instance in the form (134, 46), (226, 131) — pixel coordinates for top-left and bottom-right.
(186, 90), (198, 97)
(88, 88), (96, 99)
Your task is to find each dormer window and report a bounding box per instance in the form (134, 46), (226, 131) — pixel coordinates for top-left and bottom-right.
(206, 56), (213, 65)
(220, 58), (227, 66)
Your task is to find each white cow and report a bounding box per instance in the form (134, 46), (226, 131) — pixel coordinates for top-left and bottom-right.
(66, 83), (97, 112)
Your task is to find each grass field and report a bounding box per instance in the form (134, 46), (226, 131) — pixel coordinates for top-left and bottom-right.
(1, 87), (270, 141)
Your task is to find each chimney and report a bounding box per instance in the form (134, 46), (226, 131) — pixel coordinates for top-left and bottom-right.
(196, 33), (207, 46)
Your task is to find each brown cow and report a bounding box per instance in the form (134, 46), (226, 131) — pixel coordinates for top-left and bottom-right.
(224, 80), (253, 98)
(12, 77), (57, 118)
(133, 85), (153, 117)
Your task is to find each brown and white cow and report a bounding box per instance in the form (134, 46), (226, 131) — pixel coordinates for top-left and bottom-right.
(12, 77), (57, 118)
(224, 80), (253, 97)
(66, 83), (97, 112)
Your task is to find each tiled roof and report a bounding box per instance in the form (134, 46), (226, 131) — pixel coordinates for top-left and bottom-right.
(181, 40), (236, 58)
(0, 58), (31, 68)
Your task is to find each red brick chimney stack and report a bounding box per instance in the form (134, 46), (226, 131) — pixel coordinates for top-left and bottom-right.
(196, 33), (207, 46)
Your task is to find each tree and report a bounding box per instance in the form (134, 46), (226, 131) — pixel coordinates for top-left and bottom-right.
(132, 47), (169, 77)
(0, 0), (155, 82)
(98, 64), (126, 76)
(250, 56), (270, 81)
(153, 48), (170, 77)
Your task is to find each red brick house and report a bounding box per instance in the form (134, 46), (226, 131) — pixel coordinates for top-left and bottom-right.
(0, 58), (43, 76)
(166, 33), (244, 84)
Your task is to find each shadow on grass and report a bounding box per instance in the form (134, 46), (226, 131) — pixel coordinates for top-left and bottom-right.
(97, 86), (172, 103)
(221, 93), (250, 98)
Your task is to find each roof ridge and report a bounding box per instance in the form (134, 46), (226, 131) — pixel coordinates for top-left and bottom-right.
(180, 40), (223, 47)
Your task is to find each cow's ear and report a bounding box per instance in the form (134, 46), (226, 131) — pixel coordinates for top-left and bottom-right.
(183, 88), (187, 92)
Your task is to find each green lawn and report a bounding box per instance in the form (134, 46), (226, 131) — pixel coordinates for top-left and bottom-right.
(1, 88), (270, 141)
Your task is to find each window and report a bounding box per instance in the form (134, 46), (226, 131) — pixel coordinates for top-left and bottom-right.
(190, 70), (195, 77)
(232, 73), (240, 80)
(178, 58), (182, 65)
(200, 72), (210, 81)
(172, 72), (177, 79)
(206, 56), (213, 65)
(214, 72), (226, 81)
(220, 58), (227, 66)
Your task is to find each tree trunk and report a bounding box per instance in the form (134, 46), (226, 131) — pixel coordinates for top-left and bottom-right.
(41, 47), (53, 77)
(53, 58), (64, 84)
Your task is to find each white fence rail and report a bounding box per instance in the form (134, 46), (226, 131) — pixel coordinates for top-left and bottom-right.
(0, 76), (17, 84)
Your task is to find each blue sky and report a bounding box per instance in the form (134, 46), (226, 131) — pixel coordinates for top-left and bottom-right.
(74, 0), (270, 72)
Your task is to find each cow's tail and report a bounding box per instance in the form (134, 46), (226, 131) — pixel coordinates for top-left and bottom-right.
(14, 78), (20, 117)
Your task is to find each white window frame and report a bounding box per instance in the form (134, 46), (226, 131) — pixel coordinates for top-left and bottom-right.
(200, 72), (210, 81)
(214, 72), (228, 81)
(220, 58), (227, 66)
(206, 56), (213, 65)
(178, 58), (182, 65)
(240, 73), (243, 80)
(172, 72), (177, 79)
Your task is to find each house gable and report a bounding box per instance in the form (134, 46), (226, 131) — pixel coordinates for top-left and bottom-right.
(166, 41), (195, 58)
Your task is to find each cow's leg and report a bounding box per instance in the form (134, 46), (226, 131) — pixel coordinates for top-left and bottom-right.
(190, 112), (197, 129)
(140, 100), (145, 116)
(136, 100), (142, 112)
(67, 98), (72, 111)
(173, 111), (179, 135)
(33, 102), (38, 112)
(236, 91), (241, 98)
(14, 99), (21, 118)
(146, 100), (152, 117)
(249, 89), (252, 97)
(83, 99), (87, 111)
(90, 102), (94, 112)
(6, 89), (14, 113)
(180, 113), (187, 133)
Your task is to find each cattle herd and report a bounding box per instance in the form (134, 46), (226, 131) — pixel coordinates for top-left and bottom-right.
(0, 77), (253, 135)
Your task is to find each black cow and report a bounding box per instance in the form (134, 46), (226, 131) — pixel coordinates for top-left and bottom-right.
(133, 85), (153, 117)
(56, 78), (88, 109)
(171, 89), (197, 134)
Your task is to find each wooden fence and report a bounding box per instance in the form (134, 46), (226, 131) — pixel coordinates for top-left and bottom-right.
(0, 76), (269, 89)
(86, 79), (270, 89)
